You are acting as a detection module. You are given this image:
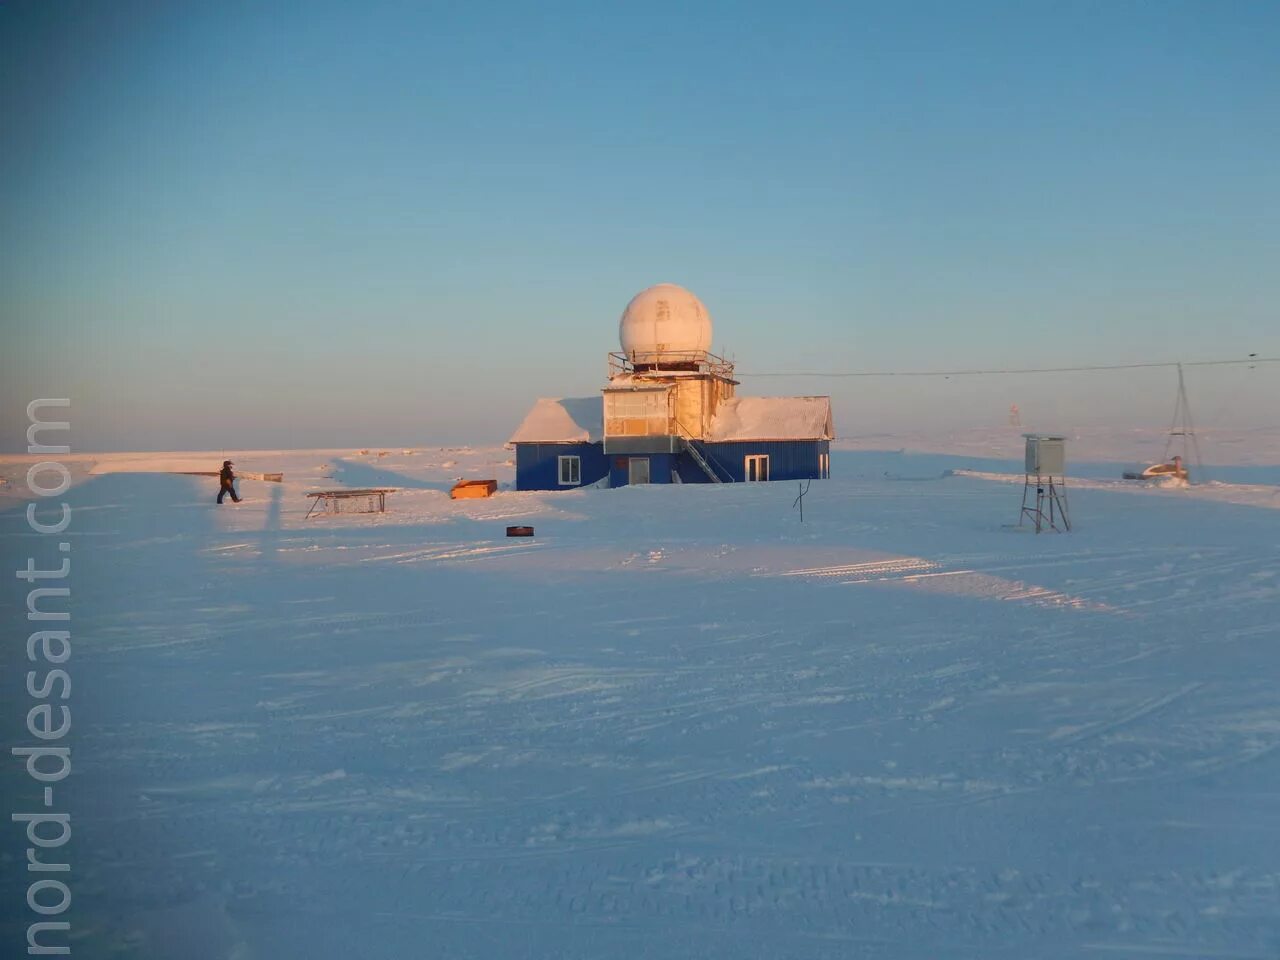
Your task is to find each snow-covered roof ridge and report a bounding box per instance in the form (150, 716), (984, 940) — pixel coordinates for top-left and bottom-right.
(707, 395), (834, 442)
(508, 397), (603, 444)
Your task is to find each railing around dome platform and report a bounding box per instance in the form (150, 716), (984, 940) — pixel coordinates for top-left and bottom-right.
(608, 350), (736, 381)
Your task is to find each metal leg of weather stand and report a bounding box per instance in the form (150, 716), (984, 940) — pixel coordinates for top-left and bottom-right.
(1020, 478), (1045, 533)
(1051, 478), (1071, 531)
(1020, 477), (1044, 532)
(1020, 474), (1071, 534)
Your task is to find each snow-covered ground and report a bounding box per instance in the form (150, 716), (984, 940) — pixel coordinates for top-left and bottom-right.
(2, 434), (1278, 959)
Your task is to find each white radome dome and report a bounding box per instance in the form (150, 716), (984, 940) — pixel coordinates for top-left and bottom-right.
(619, 283), (713, 356)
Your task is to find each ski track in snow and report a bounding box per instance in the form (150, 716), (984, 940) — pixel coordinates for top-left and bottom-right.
(1, 443), (1279, 959)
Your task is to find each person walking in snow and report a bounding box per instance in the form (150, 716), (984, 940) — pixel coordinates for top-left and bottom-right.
(217, 460), (241, 504)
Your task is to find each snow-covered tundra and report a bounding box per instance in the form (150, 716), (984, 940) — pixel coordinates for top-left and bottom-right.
(1, 437), (1277, 959)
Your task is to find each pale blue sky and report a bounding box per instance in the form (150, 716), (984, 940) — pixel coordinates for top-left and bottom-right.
(2, 0), (1276, 451)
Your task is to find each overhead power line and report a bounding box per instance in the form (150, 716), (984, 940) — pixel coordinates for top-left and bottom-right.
(739, 356), (1279, 379)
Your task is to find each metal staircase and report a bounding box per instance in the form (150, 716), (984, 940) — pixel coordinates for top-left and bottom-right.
(683, 439), (725, 483)
(670, 415), (730, 483)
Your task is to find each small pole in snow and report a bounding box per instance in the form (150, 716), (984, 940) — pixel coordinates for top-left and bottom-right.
(793, 479), (811, 522)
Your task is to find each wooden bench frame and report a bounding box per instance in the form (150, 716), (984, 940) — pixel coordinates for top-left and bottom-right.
(305, 488), (396, 519)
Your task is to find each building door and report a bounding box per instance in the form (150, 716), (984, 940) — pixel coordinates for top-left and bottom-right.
(628, 457), (651, 485)
(744, 454), (769, 482)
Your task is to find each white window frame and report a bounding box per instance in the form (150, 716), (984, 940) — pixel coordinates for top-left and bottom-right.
(744, 454), (770, 482)
(558, 455), (581, 486)
(819, 452), (830, 479)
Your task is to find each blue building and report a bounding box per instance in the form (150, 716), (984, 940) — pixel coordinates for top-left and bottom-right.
(508, 397), (611, 489)
(510, 284), (833, 490)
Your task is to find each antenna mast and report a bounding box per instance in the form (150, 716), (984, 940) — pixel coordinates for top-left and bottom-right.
(1163, 363), (1206, 482)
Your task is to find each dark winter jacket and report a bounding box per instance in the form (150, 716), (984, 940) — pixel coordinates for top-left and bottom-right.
(219, 465), (235, 488)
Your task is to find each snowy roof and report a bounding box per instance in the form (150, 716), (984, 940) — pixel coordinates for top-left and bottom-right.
(508, 397), (603, 444)
(602, 375), (672, 391)
(707, 396), (834, 442)
(606, 370), (714, 384)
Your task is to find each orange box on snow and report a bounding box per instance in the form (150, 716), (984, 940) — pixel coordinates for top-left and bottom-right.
(450, 479), (497, 499)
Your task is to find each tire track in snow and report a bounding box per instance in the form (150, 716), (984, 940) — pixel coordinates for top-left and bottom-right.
(1049, 683), (1205, 744)
(776, 547), (1278, 615)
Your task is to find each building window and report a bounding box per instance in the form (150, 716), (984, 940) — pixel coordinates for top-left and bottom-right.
(819, 452), (830, 479)
(604, 389), (670, 437)
(744, 454), (769, 482)
(558, 455), (581, 485)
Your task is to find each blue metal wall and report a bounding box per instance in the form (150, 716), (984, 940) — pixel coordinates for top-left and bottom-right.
(514, 442), (610, 491)
(515, 441), (829, 489)
(699, 440), (829, 482)
(611, 443), (829, 485)
(673, 453), (711, 484)
(609, 452), (677, 487)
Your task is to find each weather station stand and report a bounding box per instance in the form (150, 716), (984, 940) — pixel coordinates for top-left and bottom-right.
(1018, 435), (1071, 534)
